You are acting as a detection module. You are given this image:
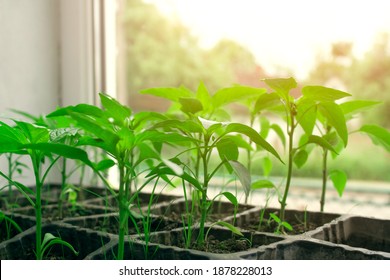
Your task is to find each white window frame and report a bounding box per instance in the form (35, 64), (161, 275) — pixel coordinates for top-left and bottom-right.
(59, 0), (117, 106)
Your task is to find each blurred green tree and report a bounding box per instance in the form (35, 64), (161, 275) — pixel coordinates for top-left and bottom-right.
(120, 0), (263, 111)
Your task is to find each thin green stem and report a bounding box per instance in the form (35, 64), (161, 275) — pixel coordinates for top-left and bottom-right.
(59, 158), (67, 219)
(7, 154), (13, 200)
(197, 145), (209, 245)
(320, 148), (328, 212)
(32, 154), (43, 260)
(279, 115), (295, 222)
(117, 161), (127, 260)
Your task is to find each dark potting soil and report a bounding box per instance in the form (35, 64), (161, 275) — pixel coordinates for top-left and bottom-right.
(242, 216), (318, 235)
(0, 225), (21, 243)
(13, 205), (112, 221)
(181, 235), (252, 254)
(77, 217), (182, 235)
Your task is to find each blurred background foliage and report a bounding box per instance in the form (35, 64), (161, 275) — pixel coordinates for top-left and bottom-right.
(120, 0), (390, 181)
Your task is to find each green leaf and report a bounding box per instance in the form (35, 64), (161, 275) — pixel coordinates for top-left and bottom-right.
(153, 119), (203, 134)
(213, 221), (243, 237)
(49, 128), (79, 142)
(162, 158), (184, 176)
(47, 104), (104, 118)
(212, 86), (267, 108)
(147, 166), (202, 192)
(196, 81), (212, 112)
(329, 170), (347, 197)
(216, 138), (239, 161)
(0, 213), (23, 233)
(262, 156), (273, 177)
(94, 159), (116, 171)
(132, 111), (167, 129)
(359, 124), (390, 152)
(139, 87), (193, 102)
(281, 221), (293, 231)
(0, 122), (26, 152)
(0, 170), (35, 206)
(263, 77), (297, 101)
(22, 143), (92, 166)
(41, 233), (78, 258)
(270, 124), (286, 148)
(269, 213), (281, 223)
(99, 93), (132, 124)
(251, 179), (275, 190)
(340, 100), (381, 119)
(259, 117), (270, 139)
(302, 86), (351, 102)
(228, 160), (251, 197)
(225, 123), (283, 163)
(223, 135), (253, 151)
(296, 98), (317, 135)
(220, 191), (238, 207)
(15, 121), (50, 144)
(305, 135), (338, 154)
(254, 92), (282, 113)
(179, 97), (203, 114)
(318, 102), (348, 147)
(69, 112), (120, 150)
(293, 149), (309, 168)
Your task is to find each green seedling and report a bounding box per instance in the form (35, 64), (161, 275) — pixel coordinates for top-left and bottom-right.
(48, 93), (191, 259)
(37, 232), (78, 260)
(269, 213), (292, 234)
(0, 211), (22, 241)
(314, 99), (381, 211)
(148, 113), (282, 246)
(257, 78), (354, 222)
(0, 153), (28, 202)
(0, 120), (92, 259)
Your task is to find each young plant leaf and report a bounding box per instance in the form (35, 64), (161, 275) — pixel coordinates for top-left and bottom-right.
(251, 179), (275, 190)
(254, 92), (281, 113)
(213, 221), (243, 237)
(359, 124), (390, 152)
(305, 135), (338, 154)
(318, 102), (348, 147)
(329, 170), (347, 197)
(216, 138), (239, 161)
(196, 81), (212, 112)
(228, 160), (251, 198)
(269, 213), (281, 223)
(47, 104), (104, 118)
(99, 93), (132, 124)
(41, 233), (79, 258)
(179, 97), (203, 114)
(225, 123), (283, 163)
(270, 124), (286, 148)
(262, 156), (273, 177)
(139, 87), (193, 101)
(263, 77), (297, 102)
(94, 159), (116, 171)
(302, 86), (351, 102)
(220, 191), (238, 207)
(259, 117), (270, 138)
(212, 86), (267, 108)
(293, 149), (309, 169)
(296, 98), (317, 135)
(69, 112), (120, 150)
(162, 158), (184, 176)
(22, 143), (92, 166)
(340, 100), (381, 119)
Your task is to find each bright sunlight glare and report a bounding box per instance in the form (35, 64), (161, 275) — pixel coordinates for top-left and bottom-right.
(144, 0), (390, 79)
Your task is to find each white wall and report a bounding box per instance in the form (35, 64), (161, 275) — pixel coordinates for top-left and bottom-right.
(0, 0), (61, 118)
(0, 0), (109, 186)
